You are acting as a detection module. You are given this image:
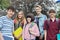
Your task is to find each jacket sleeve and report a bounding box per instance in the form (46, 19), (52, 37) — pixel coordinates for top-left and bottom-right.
(39, 15), (47, 37)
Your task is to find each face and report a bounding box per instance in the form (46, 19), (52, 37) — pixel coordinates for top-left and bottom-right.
(35, 6), (42, 15)
(18, 11), (24, 19)
(27, 17), (31, 23)
(7, 9), (14, 18)
(49, 13), (56, 18)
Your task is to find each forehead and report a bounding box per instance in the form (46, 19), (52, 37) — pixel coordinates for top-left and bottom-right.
(35, 5), (42, 8)
(27, 17), (31, 19)
(49, 13), (56, 14)
(18, 11), (24, 13)
(7, 9), (14, 12)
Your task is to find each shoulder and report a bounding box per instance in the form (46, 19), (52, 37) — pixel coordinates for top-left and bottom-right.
(41, 14), (47, 20)
(32, 22), (37, 26)
(23, 18), (26, 22)
(0, 16), (6, 20)
(42, 14), (47, 18)
(44, 19), (49, 23)
(14, 19), (17, 23)
(56, 18), (60, 22)
(0, 16), (6, 18)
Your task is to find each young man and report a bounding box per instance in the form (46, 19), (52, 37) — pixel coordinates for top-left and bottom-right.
(34, 5), (47, 40)
(44, 9), (60, 40)
(0, 6), (15, 40)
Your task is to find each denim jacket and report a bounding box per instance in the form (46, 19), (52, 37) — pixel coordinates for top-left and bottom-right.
(34, 14), (47, 37)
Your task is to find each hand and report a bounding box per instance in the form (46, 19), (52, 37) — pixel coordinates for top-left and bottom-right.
(0, 37), (4, 40)
(29, 28), (32, 32)
(45, 38), (46, 40)
(29, 28), (34, 34)
(39, 35), (43, 40)
(59, 30), (60, 33)
(0, 32), (4, 40)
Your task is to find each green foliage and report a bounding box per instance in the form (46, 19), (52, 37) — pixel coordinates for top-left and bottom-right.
(0, 0), (10, 10)
(56, 10), (60, 18)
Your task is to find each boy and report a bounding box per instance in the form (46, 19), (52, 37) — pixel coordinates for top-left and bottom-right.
(44, 9), (60, 40)
(0, 6), (15, 40)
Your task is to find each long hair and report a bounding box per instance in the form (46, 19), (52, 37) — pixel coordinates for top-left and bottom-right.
(14, 10), (26, 27)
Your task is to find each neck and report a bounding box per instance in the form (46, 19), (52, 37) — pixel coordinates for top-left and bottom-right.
(6, 15), (11, 19)
(28, 22), (31, 24)
(19, 18), (21, 21)
(37, 13), (41, 16)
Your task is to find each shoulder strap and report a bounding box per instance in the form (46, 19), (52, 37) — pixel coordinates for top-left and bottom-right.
(29, 22), (34, 28)
(24, 22), (34, 28)
(29, 22), (34, 39)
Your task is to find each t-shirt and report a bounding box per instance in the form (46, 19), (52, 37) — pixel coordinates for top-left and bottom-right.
(0, 16), (14, 36)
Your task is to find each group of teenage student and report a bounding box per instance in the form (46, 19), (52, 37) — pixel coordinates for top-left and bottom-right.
(0, 4), (60, 40)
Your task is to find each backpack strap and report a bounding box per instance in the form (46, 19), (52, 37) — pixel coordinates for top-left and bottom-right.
(29, 22), (34, 28)
(29, 22), (34, 39)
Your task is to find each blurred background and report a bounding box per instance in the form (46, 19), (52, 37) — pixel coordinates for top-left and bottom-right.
(0, 0), (60, 18)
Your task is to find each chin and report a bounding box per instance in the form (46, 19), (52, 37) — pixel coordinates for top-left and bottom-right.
(9, 15), (13, 17)
(19, 17), (21, 19)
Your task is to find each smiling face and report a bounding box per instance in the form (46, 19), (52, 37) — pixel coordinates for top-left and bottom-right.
(27, 17), (31, 23)
(18, 11), (24, 19)
(35, 5), (42, 15)
(7, 9), (15, 18)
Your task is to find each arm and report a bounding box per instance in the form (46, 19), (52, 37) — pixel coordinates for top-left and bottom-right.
(58, 19), (60, 33)
(59, 30), (60, 33)
(44, 30), (47, 40)
(44, 20), (48, 40)
(12, 21), (14, 37)
(0, 32), (4, 40)
(0, 17), (4, 40)
(39, 15), (47, 38)
(13, 21), (14, 32)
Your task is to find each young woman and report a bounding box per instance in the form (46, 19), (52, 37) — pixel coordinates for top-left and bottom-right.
(14, 10), (26, 40)
(22, 13), (40, 40)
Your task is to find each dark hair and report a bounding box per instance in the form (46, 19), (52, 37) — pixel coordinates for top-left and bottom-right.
(34, 5), (42, 9)
(18, 9), (24, 13)
(7, 6), (15, 12)
(49, 9), (56, 13)
(26, 13), (35, 22)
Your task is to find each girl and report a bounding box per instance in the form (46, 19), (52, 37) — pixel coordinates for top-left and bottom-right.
(14, 10), (26, 40)
(22, 13), (40, 40)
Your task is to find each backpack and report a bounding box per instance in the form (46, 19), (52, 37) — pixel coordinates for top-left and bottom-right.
(46, 18), (59, 30)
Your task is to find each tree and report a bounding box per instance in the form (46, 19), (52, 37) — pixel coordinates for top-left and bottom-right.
(56, 10), (60, 18)
(0, 0), (10, 10)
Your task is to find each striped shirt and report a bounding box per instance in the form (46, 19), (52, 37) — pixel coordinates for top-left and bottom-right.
(0, 16), (14, 36)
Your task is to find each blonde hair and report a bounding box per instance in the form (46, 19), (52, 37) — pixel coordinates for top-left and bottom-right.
(15, 10), (26, 25)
